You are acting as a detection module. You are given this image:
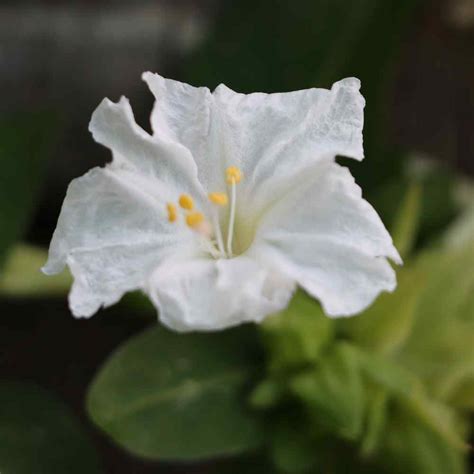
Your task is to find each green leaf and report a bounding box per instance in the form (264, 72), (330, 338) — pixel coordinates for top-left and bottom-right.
(249, 378), (286, 409)
(0, 113), (56, 269)
(449, 376), (474, 410)
(374, 163), (458, 249)
(260, 291), (334, 372)
(360, 387), (388, 456)
(398, 241), (474, 402)
(87, 325), (264, 461)
(390, 181), (422, 260)
(379, 405), (466, 474)
(290, 343), (364, 440)
(0, 244), (71, 296)
(340, 264), (426, 356)
(0, 382), (102, 474)
(356, 349), (466, 451)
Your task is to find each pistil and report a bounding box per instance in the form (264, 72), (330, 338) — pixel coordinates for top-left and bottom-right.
(225, 166), (242, 257)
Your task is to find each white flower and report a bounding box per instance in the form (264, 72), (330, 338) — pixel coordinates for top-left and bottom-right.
(43, 73), (401, 332)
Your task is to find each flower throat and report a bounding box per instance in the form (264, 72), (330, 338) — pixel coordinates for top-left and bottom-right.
(166, 166), (242, 259)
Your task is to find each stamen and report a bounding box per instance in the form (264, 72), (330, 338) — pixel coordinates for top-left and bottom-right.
(226, 166), (242, 256)
(208, 192), (228, 206)
(211, 209), (225, 256)
(179, 194), (194, 210)
(166, 203), (177, 223)
(226, 166), (242, 184)
(186, 212), (204, 228)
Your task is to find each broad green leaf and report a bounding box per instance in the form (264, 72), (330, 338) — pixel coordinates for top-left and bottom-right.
(0, 244), (71, 296)
(87, 325), (264, 461)
(261, 291), (333, 372)
(390, 181), (422, 260)
(290, 343), (364, 440)
(0, 382), (102, 474)
(0, 113), (56, 269)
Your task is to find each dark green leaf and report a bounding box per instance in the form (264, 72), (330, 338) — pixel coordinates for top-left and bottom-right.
(87, 325), (264, 461)
(0, 382), (102, 474)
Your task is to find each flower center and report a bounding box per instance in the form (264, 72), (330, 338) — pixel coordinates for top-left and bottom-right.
(166, 166), (243, 259)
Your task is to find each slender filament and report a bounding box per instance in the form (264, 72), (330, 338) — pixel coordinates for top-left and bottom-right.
(212, 209), (226, 256)
(226, 177), (237, 256)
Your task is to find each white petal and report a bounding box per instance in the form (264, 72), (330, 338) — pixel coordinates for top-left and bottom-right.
(142, 74), (364, 200)
(89, 96), (206, 203)
(213, 78), (364, 189)
(147, 255), (295, 332)
(43, 167), (198, 318)
(142, 72), (211, 158)
(255, 161), (401, 317)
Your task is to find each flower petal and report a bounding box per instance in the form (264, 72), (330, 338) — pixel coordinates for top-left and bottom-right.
(255, 161), (401, 317)
(142, 72), (217, 191)
(43, 167), (198, 317)
(142, 74), (364, 199)
(213, 78), (364, 190)
(89, 95), (206, 202)
(147, 255), (295, 332)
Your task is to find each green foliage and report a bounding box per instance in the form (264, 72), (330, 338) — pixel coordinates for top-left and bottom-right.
(380, 406), (466, 474)
(398, 240), (474, 405)
(260, 291), (334, 372)
(253, 181), (473, 474)
(290, 343), (365, 441)
(390, 181), (422, 260)
(87, 325), (264, 461)
(0, 113), (56, 269)
(0, 382), (102, 474)
(374, 162), (459, 249)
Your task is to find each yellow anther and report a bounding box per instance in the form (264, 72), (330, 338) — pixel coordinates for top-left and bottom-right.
(179, 194), (194, 210)
(166, 203), (177, 223)
(186, 212), (204, 229)
(226, 166), (242, 184)
(208, 192), (228, 206)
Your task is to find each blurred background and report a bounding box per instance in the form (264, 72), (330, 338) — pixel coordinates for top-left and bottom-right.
(0, 0), (473, 473)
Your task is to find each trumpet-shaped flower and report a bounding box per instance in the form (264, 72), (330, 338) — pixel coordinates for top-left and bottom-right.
(43, 73), (401, 332)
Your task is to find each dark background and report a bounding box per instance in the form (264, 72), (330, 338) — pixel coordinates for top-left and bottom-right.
(0, 0), (473, 472)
